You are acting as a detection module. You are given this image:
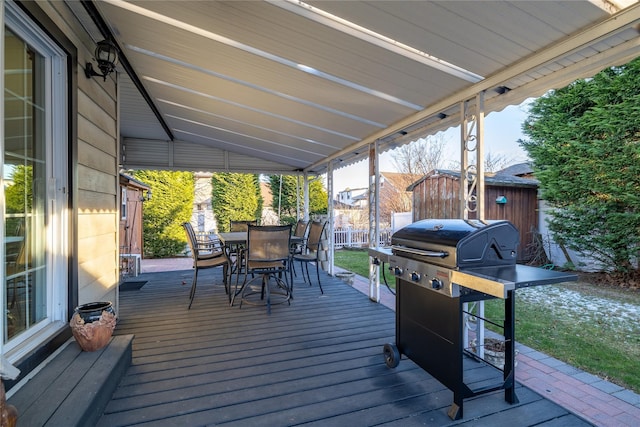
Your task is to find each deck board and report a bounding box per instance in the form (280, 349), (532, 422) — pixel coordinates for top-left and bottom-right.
(99, 268), (593, 426)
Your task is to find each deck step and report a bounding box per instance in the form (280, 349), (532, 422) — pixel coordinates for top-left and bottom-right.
(7, 334), (133, 427)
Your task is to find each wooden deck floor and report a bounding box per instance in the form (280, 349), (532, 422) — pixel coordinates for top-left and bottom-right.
(98, 267), (592, 426)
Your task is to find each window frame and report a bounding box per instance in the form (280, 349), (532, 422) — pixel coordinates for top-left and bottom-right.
(2, 0), (69, 361)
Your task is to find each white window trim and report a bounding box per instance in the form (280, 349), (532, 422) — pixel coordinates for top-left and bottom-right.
(2, 0), (69, 361)
(121, 187), (127, 220)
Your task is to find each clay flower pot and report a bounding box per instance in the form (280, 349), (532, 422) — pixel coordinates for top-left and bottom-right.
(70, 302), (117, 352)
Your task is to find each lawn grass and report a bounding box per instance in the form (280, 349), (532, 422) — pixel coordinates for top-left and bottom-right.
(333, 248), (640, 393)
(334, 248), (372, 278)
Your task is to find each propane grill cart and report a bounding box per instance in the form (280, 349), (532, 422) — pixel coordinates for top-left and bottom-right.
(373, 219), (577, 420)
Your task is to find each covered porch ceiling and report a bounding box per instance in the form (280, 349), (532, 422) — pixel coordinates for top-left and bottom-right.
(74, 1), (640, 175)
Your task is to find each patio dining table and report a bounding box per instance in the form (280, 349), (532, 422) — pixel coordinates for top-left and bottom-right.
(218, 231), (303, 250)
(218, 231), (303, 302)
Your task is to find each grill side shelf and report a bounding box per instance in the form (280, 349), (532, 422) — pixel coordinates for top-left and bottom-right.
(455, 265), (578, 299)
(450, 270), (514, 299)
(367, 247), (392, 264)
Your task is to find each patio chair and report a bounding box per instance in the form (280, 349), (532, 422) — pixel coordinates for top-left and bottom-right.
(183, 222), (230, 309)
(6, 237), (28, 322)
(289, 219), (309, 278)
(236, 224), (292, 314)
(290, 219), (309, 255)
(229, 220), (258, 232)
(292, 220), (327, 294)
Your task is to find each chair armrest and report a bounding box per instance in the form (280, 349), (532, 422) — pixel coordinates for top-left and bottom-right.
(196, 237), (223, 252)
(196, 248), (227, 260)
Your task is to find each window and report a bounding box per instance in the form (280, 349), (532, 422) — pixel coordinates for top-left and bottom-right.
(2, 1), (68, 358)
(121, 188), (127, 220)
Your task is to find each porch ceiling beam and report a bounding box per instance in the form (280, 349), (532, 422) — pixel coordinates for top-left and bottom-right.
(121, 138), (308, 175)
(80, 0), (175, 141)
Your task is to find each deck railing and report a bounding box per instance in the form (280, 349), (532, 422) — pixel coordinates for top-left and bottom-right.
(334, 227), (392, 249)
(196, 228), (391, 250)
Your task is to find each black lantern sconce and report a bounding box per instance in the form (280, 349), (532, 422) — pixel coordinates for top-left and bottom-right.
(140, 189), (152, 202)
(85, 40), (118, 81)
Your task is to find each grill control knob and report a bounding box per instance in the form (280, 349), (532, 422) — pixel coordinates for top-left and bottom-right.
(430, 278), (443, 290)
(393, 266), (403, 276)
(411, 271), (421, 282)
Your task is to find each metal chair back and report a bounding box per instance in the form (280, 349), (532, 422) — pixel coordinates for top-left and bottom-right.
(247, 224), (292, 263)
(182, 222), (229, 309)
(306, 221), (327, 254)
(293, 220), (309, 238)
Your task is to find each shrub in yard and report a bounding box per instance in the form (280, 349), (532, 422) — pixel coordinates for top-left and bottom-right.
(134, 170), (194, 258)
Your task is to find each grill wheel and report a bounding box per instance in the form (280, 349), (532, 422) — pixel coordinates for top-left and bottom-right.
(383, 343), (400, 368)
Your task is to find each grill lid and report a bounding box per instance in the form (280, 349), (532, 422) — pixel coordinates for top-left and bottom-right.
(392, 219), (493, 247)
(392, 219), (519, 268)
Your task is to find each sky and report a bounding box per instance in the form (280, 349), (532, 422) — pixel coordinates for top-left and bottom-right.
(328, 99), (533, 194)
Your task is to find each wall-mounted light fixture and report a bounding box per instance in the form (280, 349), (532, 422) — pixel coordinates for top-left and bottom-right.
(139, 189), (152, 202)
(84, 39), (118, 81)
(496, 195), (507, 204)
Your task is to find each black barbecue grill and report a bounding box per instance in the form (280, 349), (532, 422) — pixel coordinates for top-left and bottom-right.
(371, 219), (577, 420)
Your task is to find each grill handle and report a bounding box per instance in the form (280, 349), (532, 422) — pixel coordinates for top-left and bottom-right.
(392, 246), (449, 258)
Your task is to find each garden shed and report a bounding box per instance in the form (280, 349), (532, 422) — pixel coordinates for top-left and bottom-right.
(118, 173), (150, 277)
(407, 170), (539, 262)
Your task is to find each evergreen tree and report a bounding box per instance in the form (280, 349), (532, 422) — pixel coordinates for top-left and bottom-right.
(268, 175), (299, 218)
(211, 173), (262, 232)
(267, 175), (327, 224)
(4, 165), (32, 214)
(308, 177), (328, 215)
(519, 57), (640, 275)
(133, 170), (194, 257)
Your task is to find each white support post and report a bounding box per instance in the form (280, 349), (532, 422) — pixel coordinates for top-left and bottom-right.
(296, 174), (301, 220)
(460, 92), (486, 220)
(368, 141), (380, 303)
(326, 162), (334, 276)
(460, 92), (487, 358)
(476, 92), (485, 221)
(303, 172), (310, 222)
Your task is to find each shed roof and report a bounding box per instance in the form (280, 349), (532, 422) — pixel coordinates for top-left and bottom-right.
(498, 162), (535, 177)
(119, 172), (151, 190)
(73, 1), (640, 175)
(407, 169), (539, 191)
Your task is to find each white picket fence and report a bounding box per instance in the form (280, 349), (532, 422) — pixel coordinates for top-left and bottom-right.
(195, 228), (392, 250)
(334, 227), (392, 249)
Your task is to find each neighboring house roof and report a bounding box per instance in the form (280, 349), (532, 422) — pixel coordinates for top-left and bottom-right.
(338, 187), (367, 195)
(332, 199), (353, 209)
(497, 162), (534, 177)
(407, 169), (539, 191)
(380, 171), (421, 191)
(352, 193), (368, 202)
(119, 172), (150, 191)
(335, 172), (419, 208)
